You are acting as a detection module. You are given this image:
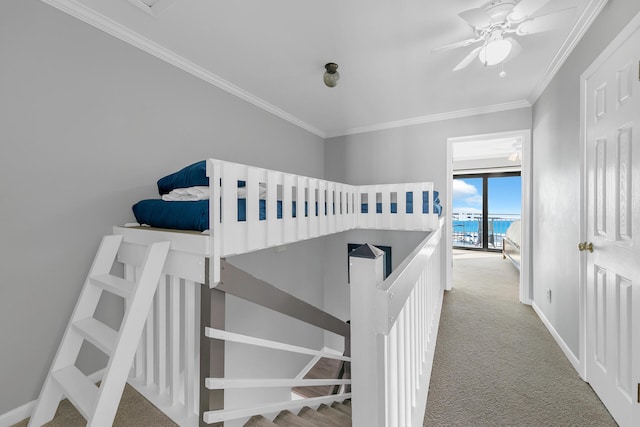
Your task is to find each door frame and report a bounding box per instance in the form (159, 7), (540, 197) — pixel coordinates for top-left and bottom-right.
(446, 129), (532, 304)
(578, 9), (640, 381)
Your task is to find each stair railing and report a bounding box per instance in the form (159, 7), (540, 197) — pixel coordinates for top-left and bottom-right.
(349, 219), (444, 427)
(200, 259), (352, 425)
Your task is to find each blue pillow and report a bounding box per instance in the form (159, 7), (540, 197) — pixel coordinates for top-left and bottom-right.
(133, 199), (209, 231)
(157, 161), (208, 195)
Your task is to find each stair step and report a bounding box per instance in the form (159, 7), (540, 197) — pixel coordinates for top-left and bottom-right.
(298, 406), (344, 427)
(273, 410), (316, 426)
(292, 358), (344, 398)
(318, 404), (352, 426)
(72, 317), (118, 356)
(51, 365), (98, 420)
(244, 415), (279, 427)
(90, 273), (133, 299)
(331, 402), (352, 416)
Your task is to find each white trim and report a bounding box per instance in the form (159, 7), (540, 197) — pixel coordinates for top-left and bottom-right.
(528, 0), (609, 104)
(578, 7), (640, 384)
(0, 369), (104, 427)
(446, 129), (532, 304)
(532, 302), (582, 374)
(39, 0), (325, 138)
(327, 100), (531, 138)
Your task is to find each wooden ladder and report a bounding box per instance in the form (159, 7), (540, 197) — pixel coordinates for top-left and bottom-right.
(28, 235), (170, 427)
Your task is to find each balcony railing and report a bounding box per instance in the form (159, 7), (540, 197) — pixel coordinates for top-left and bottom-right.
(452, 214), (519, 250)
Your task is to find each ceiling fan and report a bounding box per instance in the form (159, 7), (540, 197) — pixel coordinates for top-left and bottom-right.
(432, 0), (576, 71)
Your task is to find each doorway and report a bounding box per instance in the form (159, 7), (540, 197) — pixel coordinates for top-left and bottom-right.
(446, 130), (531, 304)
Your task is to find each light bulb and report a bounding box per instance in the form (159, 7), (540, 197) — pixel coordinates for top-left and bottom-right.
(478, 39), (512, 66)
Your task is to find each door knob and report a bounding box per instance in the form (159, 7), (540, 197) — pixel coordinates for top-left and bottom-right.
(578, 242), (593, 253)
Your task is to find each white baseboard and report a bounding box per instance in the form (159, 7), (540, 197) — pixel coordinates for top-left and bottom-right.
(531, 302), (581, 374)
(0, 370), (105, 427)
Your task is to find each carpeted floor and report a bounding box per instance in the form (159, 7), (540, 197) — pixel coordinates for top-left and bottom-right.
(12, 384), (177, 427)
(423, 250), (617, 426)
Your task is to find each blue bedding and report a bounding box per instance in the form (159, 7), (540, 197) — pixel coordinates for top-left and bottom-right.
(134, 161), (441, 231)
(133, 198), (284, 232)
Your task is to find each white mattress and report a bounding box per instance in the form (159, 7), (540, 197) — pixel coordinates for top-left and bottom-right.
(505, 220), (521, 247)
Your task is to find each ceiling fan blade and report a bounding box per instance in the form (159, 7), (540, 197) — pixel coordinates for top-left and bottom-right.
(453, 46), (483, 71)
(516, 8), (576, 35)
(504, 37), (523, 62)
(459, 8), (493, 28)
(507, 0), (551, 23)
(431, 38), (483, 54)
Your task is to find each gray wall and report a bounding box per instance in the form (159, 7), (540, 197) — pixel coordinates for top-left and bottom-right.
(531, 0), (640, 356)
(325, 108), (532, 199)
(0, 0), (323, 414)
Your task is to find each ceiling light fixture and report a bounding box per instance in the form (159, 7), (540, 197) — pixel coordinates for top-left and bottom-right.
(323, 63), (340, 87)
(478, 37), (512, 66)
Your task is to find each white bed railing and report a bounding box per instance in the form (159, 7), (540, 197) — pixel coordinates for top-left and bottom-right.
(349, 219), (444, 427)
(206, 158), (440, 285)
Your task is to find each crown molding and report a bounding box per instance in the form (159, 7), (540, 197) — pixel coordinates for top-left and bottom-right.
(39, 0), (326, 138)
(325, 100), (532, 138)
(527, 0), (609, 104)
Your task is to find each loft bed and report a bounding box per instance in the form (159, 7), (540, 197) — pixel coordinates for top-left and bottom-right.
(502, 220), (521, 270)
(112, 158), (443, 425)
(127, 159), (442, 284)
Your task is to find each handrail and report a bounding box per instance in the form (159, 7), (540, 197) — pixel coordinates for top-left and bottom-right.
(205, 327), (351, 361)
(376, 218), (444, 334)
(219, 259), (350, 338)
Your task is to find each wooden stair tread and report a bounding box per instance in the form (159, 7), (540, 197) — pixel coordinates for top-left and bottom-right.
(245, 415), (279, 427)
(292, 357), (345, 398)
(318, 404), (352, 426)
(298, 406), (344, 427)
(331, 402), (352, 416)
(273, 410), (316, 426)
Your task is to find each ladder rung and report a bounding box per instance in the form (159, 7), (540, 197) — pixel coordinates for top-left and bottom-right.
(73, 318), (118, 356)
(90, 274), (133, 299)
(52, 365), (99, 420)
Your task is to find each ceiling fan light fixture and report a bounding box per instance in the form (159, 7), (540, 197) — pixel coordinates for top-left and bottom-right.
(478, 38), (512, 66)
(323, 62), (340, 88)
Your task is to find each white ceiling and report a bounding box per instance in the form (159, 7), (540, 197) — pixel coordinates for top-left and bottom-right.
(44, 0), (601, 137)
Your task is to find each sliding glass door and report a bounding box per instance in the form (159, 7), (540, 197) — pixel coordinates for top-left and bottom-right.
(453, 172), (521, 251)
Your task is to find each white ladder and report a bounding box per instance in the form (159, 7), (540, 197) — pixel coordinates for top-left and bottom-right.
(28, 235), (170, 427)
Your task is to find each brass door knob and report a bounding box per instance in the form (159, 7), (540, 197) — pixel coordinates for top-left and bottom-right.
(578, 242), (594, 253)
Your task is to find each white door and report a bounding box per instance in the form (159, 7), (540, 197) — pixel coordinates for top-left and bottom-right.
(584, 21), (640, 427)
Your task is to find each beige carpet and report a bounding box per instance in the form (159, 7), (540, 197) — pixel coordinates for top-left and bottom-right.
(12, 383), (177, 427)
(424, 250), (617, 426)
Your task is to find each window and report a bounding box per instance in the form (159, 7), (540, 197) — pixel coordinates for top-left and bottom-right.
(453, 172), (521, 251)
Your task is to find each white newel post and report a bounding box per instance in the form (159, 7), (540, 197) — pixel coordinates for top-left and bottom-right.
(349, 244), (386, 427)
